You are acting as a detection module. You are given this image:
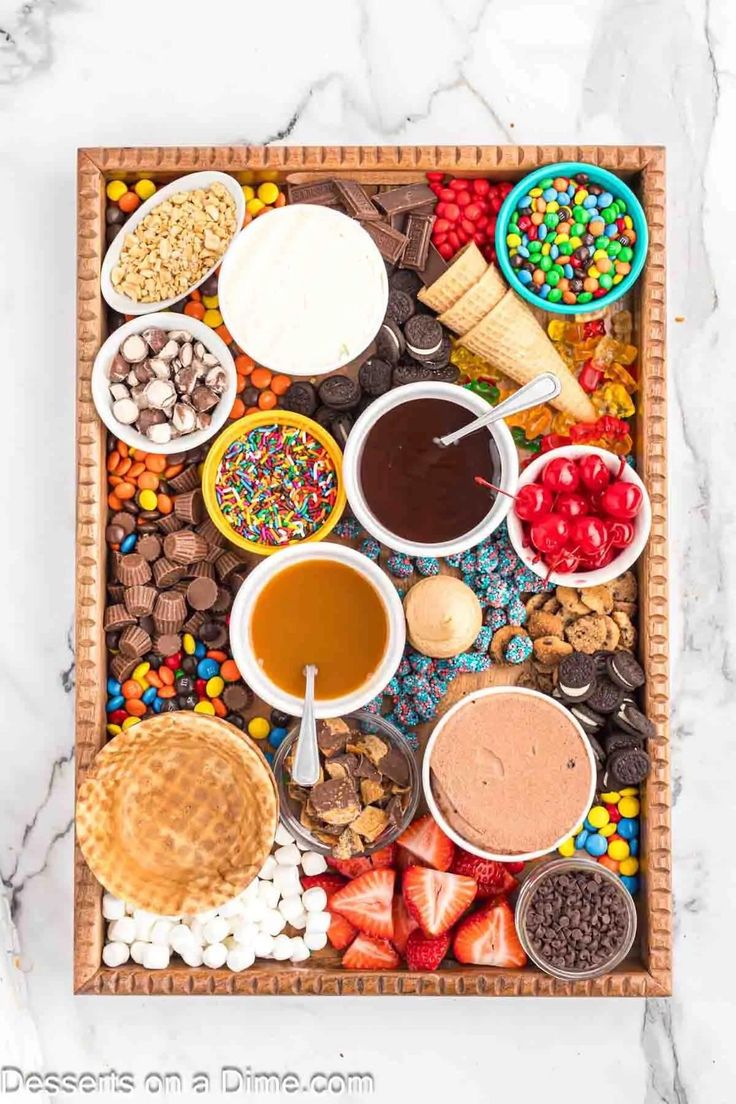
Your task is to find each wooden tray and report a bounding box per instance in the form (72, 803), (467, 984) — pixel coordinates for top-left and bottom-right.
(75, 145), (670, 996)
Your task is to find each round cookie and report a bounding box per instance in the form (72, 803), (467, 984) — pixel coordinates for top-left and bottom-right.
(385, 288), (415, 326)
(532, 635), (573, 666)
(605, 729), (643, 755)
(404, 575), (482, 658)
(564, 614), (608, 654)
(280, 381), (318, 416)
(557, 653), (597, 701)
(606, 746), (651, 786)
(358, 357), (393, 397)
(569, 702), (605, 735)
(403, 315), (444, 360)
(389, 269), (422, 296)
(375, 319), (405, 365)
(318, 374), (362, 411)
(586, 678), (624, 715)
(614, 700), (656, 740)
(606, 652), (645, 691)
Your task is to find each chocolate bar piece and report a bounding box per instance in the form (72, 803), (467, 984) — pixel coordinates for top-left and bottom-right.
(417, 242), (449, 286)
(334, 179), (381, 220)
(359, 220), (407, 264)
(286, 180), (340, 207)
(401, 212), (433, 271)
(374, 183), (436, 216)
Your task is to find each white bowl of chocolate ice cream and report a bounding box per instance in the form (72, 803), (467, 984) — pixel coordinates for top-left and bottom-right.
(423, 686), (597, 862)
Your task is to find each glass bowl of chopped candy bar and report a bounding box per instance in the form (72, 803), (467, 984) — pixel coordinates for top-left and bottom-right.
(272, 711), (420, 859)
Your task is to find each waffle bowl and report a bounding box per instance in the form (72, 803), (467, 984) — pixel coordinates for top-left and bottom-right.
(76, 713), (278, 915)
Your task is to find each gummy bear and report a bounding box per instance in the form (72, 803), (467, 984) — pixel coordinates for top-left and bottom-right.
(592, 383), (635, 419)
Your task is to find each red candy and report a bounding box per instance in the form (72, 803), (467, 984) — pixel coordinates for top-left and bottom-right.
(427, 173), (513, 264)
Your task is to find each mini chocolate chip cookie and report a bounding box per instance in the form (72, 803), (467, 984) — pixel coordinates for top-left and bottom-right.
(564, 613), (608, 654)
(580, 584), (614, 615)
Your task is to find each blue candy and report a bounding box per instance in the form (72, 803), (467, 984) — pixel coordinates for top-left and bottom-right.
(629, 838), (639, 857)
(194, 642), (206, 658)
(359, 538), (381, 562)
(597, 191), (613, 208)
(504, 634), (533, 664)
(617, 817), (639, 839)
(142, 686), (157, 705)
(583, 194), (598, 208)
(152, 697), (164, 713)
(575, 830), (589, 850)
(106, 678), (122, 695)
(386, 553), (414, 579)
(620, 875), (639, 895)
(120, 533), (137, 553)
(472, 626), (492, 653)
(584, 833), (608, 857)
(517, 269), (532, 285)
(268, 727), (288, 749)
(550, 244), (559, 260)
(414, 557), (440, 577)
(106, 695), (125, 712)
(334, 517), (362, 539)
(197, 658), (220, 680)
(542, 187), (557, 202)
(539, 284), (550, 299)
(538, 224), (547, 241)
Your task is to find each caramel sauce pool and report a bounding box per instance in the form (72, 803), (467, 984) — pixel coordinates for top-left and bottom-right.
(250, 560), (388, 699)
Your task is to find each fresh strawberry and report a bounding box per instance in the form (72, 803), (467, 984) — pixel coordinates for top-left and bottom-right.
(397, 814), (455, 871)
(329, 869), (395, 939)
(342, 933), (400, 970)
(404, 929), (451, 972)
(300, 873), (347, 895)
(390, 895), (419, 956)
(326, 909), (357, 951)
(369, 844), (396, 869)
(450, 850), (519, 898)
(453, 897), (527, 967)
(402, 866), (476, 936)
(327, 856), (372, 879)
(503, 860), (525, 875)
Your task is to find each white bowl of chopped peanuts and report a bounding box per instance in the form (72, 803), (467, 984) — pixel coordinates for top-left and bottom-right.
(100, 171), (245, 315)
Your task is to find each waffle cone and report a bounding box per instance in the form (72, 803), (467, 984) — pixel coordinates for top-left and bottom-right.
(417, 242), (487, 313)
(438, 263), (506, 334)
(460, 290), (597, 422)
(76, 714), (278, 914)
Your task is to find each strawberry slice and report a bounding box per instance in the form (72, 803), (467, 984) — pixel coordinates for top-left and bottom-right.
(453, 898), (527, 967)
(397, 814), (455, 871)
(503, 860), (525, 875)
(390, 894), (419, 956)
(327, 856), (372, 879)
(450, 850), (519, 898)
(329, 869), (395, 939)
(342, 933), (400, 970)
(369, 844), (396, 869)
(301, 873), (347, 895)
(402, 866), (476, 936)
(404, 929), (451, 972)
(327, 909), (357, 951)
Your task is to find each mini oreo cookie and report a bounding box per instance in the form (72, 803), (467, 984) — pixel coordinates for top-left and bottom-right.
(606, 652), (645, 692)
(412, 333), (452, 370)
(606, 746), (651, 786)
(384, 289), (415, 326)
(375, 319), (405, 365)
(569, 702), (605, 735)
(614, 701), (656, 741)
(404, 315), (443, 359)
(358, 357), (393, 397)
(605, 728), (643, 756)
(328, 412), (353, 446)
(586, 678), (624, 715)
(318, 375), (362, 411)
(389, 269), (422, 296)
(280, 381), (318, 416)
(557, 653), (596, 702)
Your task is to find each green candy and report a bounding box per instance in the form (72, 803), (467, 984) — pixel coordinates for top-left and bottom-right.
(546, 270), (560, 287)
(595, 236), (609, 249)
(608, 240), (622, 257)
(551, 263), (564, 277)
(547, 287), (563, 303)
(615, 199), (627, 214)
(601, 207), (617, 223)
(539, 255), (552, 272)
(511, 426), (529, 448)
(525, 436), (542, 454)
(571, 222), (585, 237)
(539, 177), (554, 188)
(577, 291), (593, 303)
(529, 240), (542, 254)
(572, 205), (587, 222)
(558, 242), (574, 256)
(619, 246), (634, 262)
(543, 212), (559, 229)
(510, 211), (519, 225)
(598, 273), (613, 290)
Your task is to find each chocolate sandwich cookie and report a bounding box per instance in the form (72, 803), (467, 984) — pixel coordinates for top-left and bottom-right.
(569, 702), (605, 735)
(358, 357), (393, 397)
(317, 374), (362, 411)
(280, 381), (318, 417)
(417, 333), (453, 370)
(606, 746), (651, 786)
(605, 728), (643, 755)
(606, 652), (646, 692)
(384, 289), (415, 326)
(328, 413), (353, 447)
(312, 405), (335, 430)
(586, 678), (624, 715)
(375, 319), (405, 365)
(614, 700), (656, 740)
(404, 315), (444, 360)
(557, 653), (597, 702)
(389, 268), (422, 296)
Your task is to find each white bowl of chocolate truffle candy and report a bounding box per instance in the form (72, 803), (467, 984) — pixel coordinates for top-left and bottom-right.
(92, 313), (237, 454)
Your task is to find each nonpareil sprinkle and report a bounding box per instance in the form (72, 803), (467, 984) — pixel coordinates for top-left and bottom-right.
(215, 424), (337, 546)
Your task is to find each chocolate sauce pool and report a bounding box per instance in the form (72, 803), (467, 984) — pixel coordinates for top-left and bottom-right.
(359, 398), (501, 543)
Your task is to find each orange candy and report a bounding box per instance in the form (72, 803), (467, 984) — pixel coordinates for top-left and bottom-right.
(215, 324), (232, 344)
(159, 666), (174, 687)
(137, 471), (159, 491)
(184, 301), (206, 320)
(598, 856), (620, 874)
(125, 698), (147, 717)
(108, 492), (123, 511)
(271, 374), (291, 396)
(164, 463), (183, 479)
(250, 367), (272, 389)
(116, 482), (136, 500)
(146, 670), (163, 689)
(145, 454), (167, 473)
(236, 355), (255, 377)
(246, 405), (259, 415)
(229, 397), (246, 421)
(258, 390), (277, 410)
(157, 686), (176, 699)
(118, 441), (129, 458)
(189, 288), (202, 302)
(121, 680), (143, 700)
(118, 191), (140, 214)
(116, 457), (132, 476)
(157, 494), (173, 515)
(212, 697), (228, 718)
(220, 659), (240, 682)
(206, 650), (228, 663)
(107, 451), (121, 473)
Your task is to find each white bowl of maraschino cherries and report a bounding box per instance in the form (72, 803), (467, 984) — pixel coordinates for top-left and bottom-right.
(505, 445), (651, 588)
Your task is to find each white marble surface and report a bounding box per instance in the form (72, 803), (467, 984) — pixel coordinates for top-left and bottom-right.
(0, 0), (734, 1100)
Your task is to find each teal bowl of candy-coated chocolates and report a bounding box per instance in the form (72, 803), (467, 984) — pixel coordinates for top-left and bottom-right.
(495, 162), (648, 316)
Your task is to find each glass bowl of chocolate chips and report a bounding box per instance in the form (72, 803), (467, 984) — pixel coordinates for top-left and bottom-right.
(272, 711), (420, 859)
(515, 857), (638, 980)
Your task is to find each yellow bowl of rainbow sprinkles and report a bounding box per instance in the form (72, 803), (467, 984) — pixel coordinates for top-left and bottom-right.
(202, 411), (346, 556)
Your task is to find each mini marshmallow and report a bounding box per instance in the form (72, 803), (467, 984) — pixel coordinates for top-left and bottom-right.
(227, 945), (256, 972)
(289, 911), (307, 931)
(304, 931), (328, 951)
(274, 824), (295, 847)
(202, 917), (230, 945)
(240, 897), (268, 924)
(125, 902), (135, 915)
(260, 908), (287, 937)
(278, 895), (306, 924)
(258, 855), (278, 880)
(289, 936), (311, 963)
(108, 917), (137, 944)
(257, 881), (280, 910)
(253, 932), (275, 958)
(239, 879), (261, 904)
(274, 843), (301, 867)
(102, 893), (126, 921)
(301, 851), (328, 876)
(130, 940), (148, 964)
(305, 911), (331, 935)
(169, 924), (196, 955)
(219, 896), (246, 919)
(142, 944), (170, 969)
(102, 941), (130, 967)
(295, 836), (311, 851)
(271, 934), (294, 961)
(133, 910), (158, 941)
(301, 887), (328, 913)
(231, 920), (260, 947)
(194, 908), (218, 924)
(180, 943), (204, 968)
(150, 920), (175, 946)
(188, 918), (206, 944)
(273, 865), (301, 898)
(202, 942), (228, 968)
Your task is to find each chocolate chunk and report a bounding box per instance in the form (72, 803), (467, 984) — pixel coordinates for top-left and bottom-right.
(607, 652), (646, 692)
(316, 718), (350, 759)
(417, 242), (448, 286)
(354, 755), (382, 783)
(325, 753), (360, 781)
(376, 746), (410, 787)
(375, 319), (405, 365)
(401, 212), (433, 271)
(286, 179), (340, 206)
(373, 182), (436, 216)
(614, 701), (656, 741)
(318, 374), (362, 411)
(334, 179), (381, 220)
(281, 380), (318, 416)
(385, 289), (415, 326)
(307, 778), (361, 826)
(586, 678), (624, 715)
(358, 357), (393, 397)
(359, 220), (407, 264)
(404, 315), (444, 358)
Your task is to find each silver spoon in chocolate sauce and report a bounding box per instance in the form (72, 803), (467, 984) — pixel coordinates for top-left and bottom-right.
(291, 664), (320, 787)
(433, 373), (561, 449)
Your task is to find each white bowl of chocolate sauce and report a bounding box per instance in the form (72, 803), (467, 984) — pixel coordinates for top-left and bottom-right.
(342, 382), (519, 558)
